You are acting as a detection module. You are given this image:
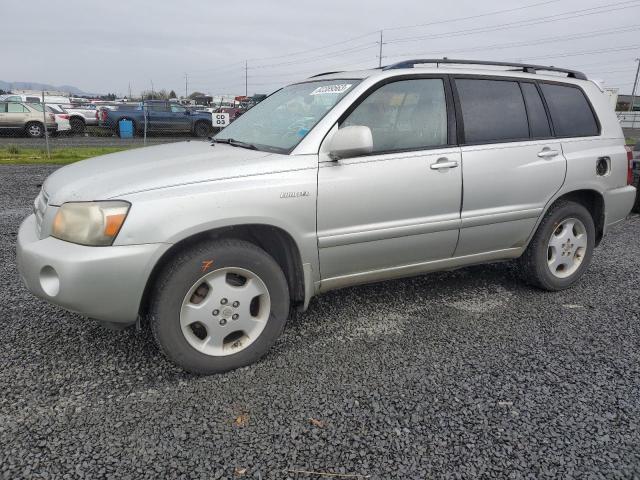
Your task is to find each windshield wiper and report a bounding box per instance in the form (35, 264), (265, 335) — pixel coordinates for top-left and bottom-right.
(213, 138), (257, 150)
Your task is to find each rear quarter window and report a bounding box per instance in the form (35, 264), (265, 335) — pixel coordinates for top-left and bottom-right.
(539, 83), (599, 137)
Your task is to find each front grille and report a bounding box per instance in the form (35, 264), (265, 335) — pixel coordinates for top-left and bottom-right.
(34, 188), (49, 237)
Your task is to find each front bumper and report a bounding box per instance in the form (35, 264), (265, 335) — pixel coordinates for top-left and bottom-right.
(17, 214), (170, 325)
(603, 185), (637, 233)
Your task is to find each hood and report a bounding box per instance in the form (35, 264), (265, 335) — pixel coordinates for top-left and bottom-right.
(43, 141), (285, 205)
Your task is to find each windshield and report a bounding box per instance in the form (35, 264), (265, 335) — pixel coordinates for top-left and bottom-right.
(215, 79), (359, 153)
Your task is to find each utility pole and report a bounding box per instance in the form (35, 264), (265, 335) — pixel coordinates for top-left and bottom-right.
(245, 60), (248, 97)
(128, 82), (132, 99)
(185, 73), (188, 99)
(378, 30), (384, 68)
(629, 58), (640, 112)
(150, 79), (154, 96)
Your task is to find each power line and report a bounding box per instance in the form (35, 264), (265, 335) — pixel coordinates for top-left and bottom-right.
(188, 0), (565, 73)
(516, 44), (640, 61)
(246, 31), (379, 63)
(244, 0), (560, 64)
(384, 0), (560, 31)
(384, 0), (640, 45)
(250, 43), (377, 69)
(382, 25), (640, 60)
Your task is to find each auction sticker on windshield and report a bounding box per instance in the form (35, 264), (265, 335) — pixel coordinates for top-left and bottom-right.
(310, 84), (352, 95)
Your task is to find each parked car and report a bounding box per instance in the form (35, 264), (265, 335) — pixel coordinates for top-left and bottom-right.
(0, 101), (57, 137)
(98, 100), (213, 137)
(61, 103), (99, 133)
(46, 104), (71, 134)
(17, 59), (637, 374)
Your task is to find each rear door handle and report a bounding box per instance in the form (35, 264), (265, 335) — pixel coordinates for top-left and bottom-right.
(537, 148), (559, 159)
(430, 158), (459, 170)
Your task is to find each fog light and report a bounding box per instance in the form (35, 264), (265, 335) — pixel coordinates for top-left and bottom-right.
(40, 265), (60, 297)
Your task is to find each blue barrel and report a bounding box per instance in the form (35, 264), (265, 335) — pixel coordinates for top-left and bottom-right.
(118, 119), (133, 138)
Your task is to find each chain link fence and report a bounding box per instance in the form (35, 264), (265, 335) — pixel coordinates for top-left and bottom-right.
(0, 91), (264, 162)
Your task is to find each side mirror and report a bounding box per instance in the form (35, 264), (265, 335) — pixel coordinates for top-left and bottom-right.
(328, 125), (373, 160)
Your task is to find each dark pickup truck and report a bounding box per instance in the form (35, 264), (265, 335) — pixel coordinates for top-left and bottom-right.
(98, 101), (213, 137)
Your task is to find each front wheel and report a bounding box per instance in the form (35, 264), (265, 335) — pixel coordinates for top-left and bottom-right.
(149, 239), (290, 374)
(519, 200), (595, 291)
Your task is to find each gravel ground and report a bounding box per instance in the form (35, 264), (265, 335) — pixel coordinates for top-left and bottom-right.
(1, 164), (639, 479)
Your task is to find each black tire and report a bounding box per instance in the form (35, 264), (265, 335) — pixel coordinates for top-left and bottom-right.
(149, 239), (290, 374)
(25, 122), (44, 138)
(519, 200), (595, 291)
(70, 117), (85, 135)
(632, 177), (640, 213)
(193, 121), (211, 138)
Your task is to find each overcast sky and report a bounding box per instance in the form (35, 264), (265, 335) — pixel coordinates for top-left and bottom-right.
(2, 0), (640, 96)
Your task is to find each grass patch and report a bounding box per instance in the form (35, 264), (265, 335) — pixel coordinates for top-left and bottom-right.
(0, 146), (135, 165)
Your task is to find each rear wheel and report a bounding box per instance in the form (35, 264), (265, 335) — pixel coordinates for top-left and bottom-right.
(519, 200), (595, 291)
(70, 118), (85, 135)
(149, 239), (290, 374)
(193, 121), (211, 138)
(25, 122), (44, 138)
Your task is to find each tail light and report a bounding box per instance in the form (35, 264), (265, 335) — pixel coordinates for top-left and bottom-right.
(49, 114), (55, 122)
(59, 114), (70, 120)
(101, 110), (107, 122)
(625, 146), (634, 185)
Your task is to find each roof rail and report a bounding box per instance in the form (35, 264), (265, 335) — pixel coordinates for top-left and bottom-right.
(382, 58), (587, 80)
(309, 71), (344, 78)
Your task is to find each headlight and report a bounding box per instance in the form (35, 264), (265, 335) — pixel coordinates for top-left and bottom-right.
(52, 201), (130, 246)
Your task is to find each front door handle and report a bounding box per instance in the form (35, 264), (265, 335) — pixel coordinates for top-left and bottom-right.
(537, 148), (559, 159)
(430, 158), (459, 170)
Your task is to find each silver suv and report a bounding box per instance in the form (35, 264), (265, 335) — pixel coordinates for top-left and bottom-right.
(17, 59), (637, 374)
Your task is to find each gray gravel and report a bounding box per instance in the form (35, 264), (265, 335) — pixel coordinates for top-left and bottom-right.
(1, 164), (639, 479)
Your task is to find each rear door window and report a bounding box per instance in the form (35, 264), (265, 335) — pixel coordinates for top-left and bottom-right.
(455, 78), (529, 143)
(539, 83), (599, 137)
(520, 83), (551, 138)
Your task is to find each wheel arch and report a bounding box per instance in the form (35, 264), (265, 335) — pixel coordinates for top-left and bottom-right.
(138, 223), (306, 320)
(535, 189), (605, 247)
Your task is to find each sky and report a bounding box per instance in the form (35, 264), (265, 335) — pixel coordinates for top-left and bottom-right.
(2, 0), (640, 96)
